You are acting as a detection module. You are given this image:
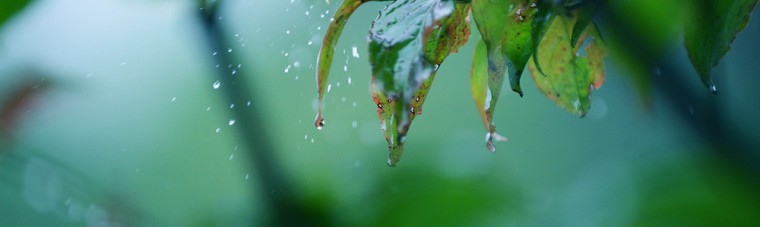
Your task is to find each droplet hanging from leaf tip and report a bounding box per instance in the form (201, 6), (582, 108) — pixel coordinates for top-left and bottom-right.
(709, 84), (718, 94)
(315, 114), (325, 130)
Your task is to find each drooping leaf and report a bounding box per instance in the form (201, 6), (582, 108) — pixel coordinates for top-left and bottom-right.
(471, 39), (507, 152)
(530, 0), (557, 76)
(0, 0), (31, 28)
(315, 0), (379, 130)
(527, 16), (606, 116)
(470, 0), (539, 151)
(369, 0), (470, 166)
(569, 0), (605, 48)
(685, 0), (759, 92)
(472, 0), (541, 97)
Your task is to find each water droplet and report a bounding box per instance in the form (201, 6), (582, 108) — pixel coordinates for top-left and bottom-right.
(212, 51), (218, 56)
(230, 104), (235, 109)
(227, 48), (232, 53)
(308, 41), (313, 45)
(343, 65), (348, 72)
(246, 101), (251, 106)
(120, 62), (127, 66)
(347, 77), (352, 84)
(213, 80), (221, 89)
(229, 153), (235, 160)
(245, 174), (250, 180)
(341, 97), (346, 102)
(315, 114), (325, 130)
(293, 61), (301, 68)
(354, 160), (362, 167)
(206, 107), (211, 111)
(310, 138), (315, 143)
(351, 121), (358, 128)
(327, 84), (332, 93)
(352, 101), (357, 107)
(709, 84), (718, 94)
(216, 128), (221, 133)
(284, 65), (291, 73)
(336, 82), (341, 87)
(351, 45), (360, 58)
(228, 119), (236, 126)
(231, 70), (237, 75)
(285, 30), (291, 34)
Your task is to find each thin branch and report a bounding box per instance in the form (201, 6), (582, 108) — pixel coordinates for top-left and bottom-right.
(196, 1), (322, 225)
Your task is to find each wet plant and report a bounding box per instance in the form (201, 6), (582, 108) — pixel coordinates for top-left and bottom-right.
(314, 0), (759, 166)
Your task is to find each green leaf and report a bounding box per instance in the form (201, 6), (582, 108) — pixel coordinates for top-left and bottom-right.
(315, 0), (378, 130)
(569, 1), (605, 48)
(0, 0), (31, 29)
(472, 0), (540, 97)
(471, 39), (507, 152)
(527, 16), (606, 116)
(685, 0), (759, 92)
(530, 0), (557, 76)
(368, 0), (470, 166)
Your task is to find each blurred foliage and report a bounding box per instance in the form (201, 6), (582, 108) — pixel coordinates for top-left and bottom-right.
(1, 0), (760, 226)
(0, 0), (31, 29)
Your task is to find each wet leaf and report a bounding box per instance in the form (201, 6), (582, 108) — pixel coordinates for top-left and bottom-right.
(530, 0), (557, 76)
(569, 1), (605, 48)
(527, 16), (605, 116)
(472, 0), (540, 97)
(315, 0), (378, 130)
(471, 39), (507, 152)
(368, 0), (470, 166)
(685, 0), (759, 91)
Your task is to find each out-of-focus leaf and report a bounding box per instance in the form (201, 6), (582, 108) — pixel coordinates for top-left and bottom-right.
(472, 0), (539, 97)
(527, 16), (605, 116)
(605, 0), (688, 102)
(0, 0), (31, 28)
(685, 0), (759, 92)
(368, 0), (470, 166)
(471, 39), (507, 152)
(315, 0), (379, 129)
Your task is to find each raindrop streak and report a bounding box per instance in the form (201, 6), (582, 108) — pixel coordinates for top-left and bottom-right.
(348, 77), (352, 85)
(212, 80), (221, 89)
(228, 119), (236, 126)
(351, 45), (360, 58)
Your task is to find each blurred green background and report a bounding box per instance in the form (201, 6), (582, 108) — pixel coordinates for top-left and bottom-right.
(1, 0), (760, 226)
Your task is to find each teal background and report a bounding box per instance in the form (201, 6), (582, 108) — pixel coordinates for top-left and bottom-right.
(1, 0), (759, 226)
